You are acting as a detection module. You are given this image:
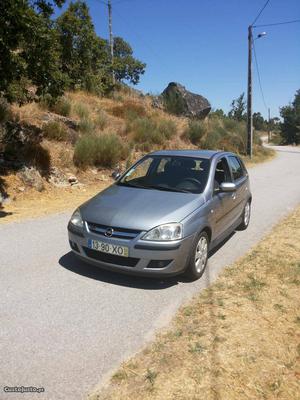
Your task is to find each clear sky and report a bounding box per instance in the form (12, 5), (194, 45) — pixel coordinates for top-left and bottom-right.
(56, 0), (300, 118)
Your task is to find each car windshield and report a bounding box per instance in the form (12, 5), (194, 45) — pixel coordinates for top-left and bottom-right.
(118, 155), (210, 194)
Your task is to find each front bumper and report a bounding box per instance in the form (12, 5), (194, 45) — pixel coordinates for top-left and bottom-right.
(68, 222), (195, 277)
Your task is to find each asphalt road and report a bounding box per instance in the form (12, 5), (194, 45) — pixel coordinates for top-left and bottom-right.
(1, 145), (300, 400)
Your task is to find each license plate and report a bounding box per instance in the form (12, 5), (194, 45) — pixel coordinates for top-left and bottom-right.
(88, 239), (129, 258)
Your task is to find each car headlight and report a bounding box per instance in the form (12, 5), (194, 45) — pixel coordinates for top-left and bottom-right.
(70, 209), (83, 229)
(142, 223), (183, 241)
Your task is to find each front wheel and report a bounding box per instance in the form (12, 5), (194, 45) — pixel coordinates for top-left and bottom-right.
(237, 200), (251, 231)
(184, 231), (209, 281)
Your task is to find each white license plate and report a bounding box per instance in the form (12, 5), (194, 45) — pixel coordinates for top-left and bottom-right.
(88, 239), (129, 258)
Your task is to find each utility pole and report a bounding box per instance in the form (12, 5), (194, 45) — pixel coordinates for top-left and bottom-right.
(268, 107), (271, 143)
(108, 0), (115, 84)
(247, 25), (253, 158)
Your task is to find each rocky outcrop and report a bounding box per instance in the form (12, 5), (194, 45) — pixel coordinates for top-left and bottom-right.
(161, 82), (211, 119)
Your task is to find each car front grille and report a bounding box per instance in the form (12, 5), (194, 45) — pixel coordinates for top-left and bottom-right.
(86, 222), (142, 240)
(83, 247), (139, 267)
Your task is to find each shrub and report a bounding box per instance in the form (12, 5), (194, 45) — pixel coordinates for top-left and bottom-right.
(43, 121), (68, 141)
(111, 100), (146, 119)
(74, 103), (90, 119)
(131, 117), (164, 146)
(78, 117), (94, 134)
(74, 134), (129, 168)
(157, 119), (177, 140)
(202, 129), (222, 149)
(52, 97), (71, 117)
(95, 111), (108, 130)
(0, 98), (11, 124)
(184, 120), (207, 145)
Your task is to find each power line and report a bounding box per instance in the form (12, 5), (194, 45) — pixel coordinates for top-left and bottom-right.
(252, 40), (268, 111)
(253, 19), (300, 27)
(251, 0), (271, 26)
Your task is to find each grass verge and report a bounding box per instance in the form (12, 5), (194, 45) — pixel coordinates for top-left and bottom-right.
(89, 206), (300, 400)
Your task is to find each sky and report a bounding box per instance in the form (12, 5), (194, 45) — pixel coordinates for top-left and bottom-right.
(55, 0), (300, 118)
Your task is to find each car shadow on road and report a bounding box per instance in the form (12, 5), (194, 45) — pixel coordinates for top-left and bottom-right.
(59, 251), (180, 290)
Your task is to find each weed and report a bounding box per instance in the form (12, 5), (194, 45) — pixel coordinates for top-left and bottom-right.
(78, 117), (94, 134)
(157, 119), (177, 140)
(74, 103), (90, 119)
(95, 111), (107, 130)
(184, 120), (207, 145)
(52, 97), (71, 117)
(111, 100), (146, 119)
(43, 121), (68, 141)
(145, 369), (157, 385)
(189, 342), (206, 354)
(74, 134), (129, 168)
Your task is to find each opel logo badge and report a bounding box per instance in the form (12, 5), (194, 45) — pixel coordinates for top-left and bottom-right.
(105, 227), (114, 237)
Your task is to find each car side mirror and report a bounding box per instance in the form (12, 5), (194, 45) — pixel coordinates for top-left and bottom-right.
(112, 170), (121, 181)
(220, 182), (236, 192)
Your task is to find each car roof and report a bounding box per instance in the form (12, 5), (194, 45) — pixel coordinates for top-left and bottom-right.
(150, 149), (233, 159)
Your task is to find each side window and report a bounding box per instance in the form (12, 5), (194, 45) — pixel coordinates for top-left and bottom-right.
(228, 156), (244, 181)
(214, 157), (231, 193)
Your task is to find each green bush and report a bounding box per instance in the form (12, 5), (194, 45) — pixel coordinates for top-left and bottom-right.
(52, 97), (71, 116)
(43, 121), (68, 141)
(184, 120), (207, 145)
(74, 134), (129, 168)
(95, 111), (108, 130)
(202, 129), (222, 150)
(157, 119), (177, 140)
(78, 117), (94, 134)
(131, 117), (164, 147)
(74, 103), (90, 119)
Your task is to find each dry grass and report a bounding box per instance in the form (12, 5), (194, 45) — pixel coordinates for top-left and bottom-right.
(89, 207), (300, 400)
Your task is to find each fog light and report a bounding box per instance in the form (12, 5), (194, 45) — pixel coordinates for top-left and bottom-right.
(147, 260), (172, 269)
(69, 240), (80, 252)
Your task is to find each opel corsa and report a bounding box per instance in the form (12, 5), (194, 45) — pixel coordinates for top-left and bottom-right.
(68, 150), (251, 280)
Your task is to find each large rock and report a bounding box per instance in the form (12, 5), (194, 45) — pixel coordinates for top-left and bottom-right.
(161, 82), (211, 119)
(17, 166), (45, 192)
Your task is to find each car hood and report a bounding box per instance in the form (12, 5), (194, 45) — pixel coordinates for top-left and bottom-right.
(80, 184), (205, 231)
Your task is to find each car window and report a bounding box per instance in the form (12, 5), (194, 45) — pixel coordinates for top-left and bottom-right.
(214, 157), (231, 192)
(119, 155), (210, 194)
(228, 156), (245, 181)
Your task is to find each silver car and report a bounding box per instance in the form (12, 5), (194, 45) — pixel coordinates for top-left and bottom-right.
(68, 150), (251, 280)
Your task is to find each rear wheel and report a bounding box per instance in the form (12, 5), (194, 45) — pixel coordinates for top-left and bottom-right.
(185, 231), (209, 281)
(237, 200), (251, 230)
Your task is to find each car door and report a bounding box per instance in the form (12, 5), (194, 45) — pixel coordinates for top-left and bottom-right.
(209, 157), (235, 239)
(227, 155), (248, 223)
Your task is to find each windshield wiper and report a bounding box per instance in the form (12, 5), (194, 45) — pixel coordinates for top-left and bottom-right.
(146, 185), (191, 193)
(118, 182), (150, 190)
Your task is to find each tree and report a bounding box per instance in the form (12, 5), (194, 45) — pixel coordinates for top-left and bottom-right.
(280, 89), (300, 145)
(0, 0), (67, 103)
(253, 112), (266, 131)
(228, 93), (246, 121)
(113, 37), (146, 85)
(56, 0), (109, 93)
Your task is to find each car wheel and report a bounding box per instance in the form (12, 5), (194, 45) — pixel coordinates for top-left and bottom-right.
(185, 231), (209, 281)
(237, 200), (251, 231)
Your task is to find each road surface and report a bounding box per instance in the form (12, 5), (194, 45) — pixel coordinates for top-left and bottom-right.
(1, 145), (300, 400)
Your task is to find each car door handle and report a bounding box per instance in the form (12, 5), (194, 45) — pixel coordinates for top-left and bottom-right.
(231, 194), (236, 200)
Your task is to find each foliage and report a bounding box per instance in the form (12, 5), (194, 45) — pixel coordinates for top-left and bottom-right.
(211, 108), (226, 118)
(52, 97), (71, 116)
(157, 119), (177, 140)
(280, 89), (300, 145)
(163, 90), (186, 116)
(95, 111), (108, 130)
(253, 112), (266, 131)
(78, 117), (94, 134)
(0, 0), (145, 104)
(74, 134), (129, 168)
(0, 0), (68, 104)
(111, 100), (146, 119)
(113, 37), (146, 85)
(184, 120), (207, 145)
(0, 98), (12, 124)
(43, 121), (68, 141)
(228, 93), (246, 121)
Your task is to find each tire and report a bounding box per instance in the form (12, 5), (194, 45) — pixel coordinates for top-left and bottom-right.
(184, 231), (209, 281)
(237, 200), (251, 231)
